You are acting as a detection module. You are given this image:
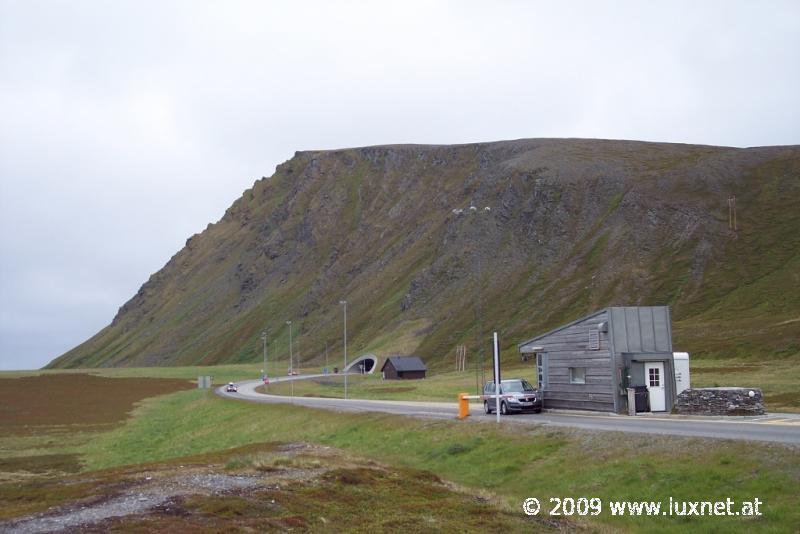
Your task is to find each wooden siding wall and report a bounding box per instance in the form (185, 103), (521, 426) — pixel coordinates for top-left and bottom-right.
(382, 362), (426, 380)
(398, 370), (426, 380)
(534, 310), (615, 411)
(383, 362), (398, 380)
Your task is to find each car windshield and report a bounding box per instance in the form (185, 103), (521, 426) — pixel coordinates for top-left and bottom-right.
(502, 380), (536, 393)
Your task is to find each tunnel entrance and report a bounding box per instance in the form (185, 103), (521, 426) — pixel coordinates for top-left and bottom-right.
(343, 354), (378, 374)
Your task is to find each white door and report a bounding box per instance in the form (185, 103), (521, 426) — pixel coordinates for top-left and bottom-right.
(644, 362), (666, 411)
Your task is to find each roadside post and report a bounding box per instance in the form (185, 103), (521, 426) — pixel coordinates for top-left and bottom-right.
(493, 332), (501, 423)
(627, 387), (636, 416)
(458, 393), (471, 419)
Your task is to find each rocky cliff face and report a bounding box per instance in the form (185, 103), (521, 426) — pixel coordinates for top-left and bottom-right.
(47, 139), (800, 369)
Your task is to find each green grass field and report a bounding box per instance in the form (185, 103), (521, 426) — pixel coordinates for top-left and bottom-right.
(261, 359), (800, 412)
(690, 358), (800, 413)
(6, 355), (799, 412)
(260, 368), (539, 401)
(2, 371), (798, 532)
(81, 389), (800, 531)
(2, 439), (541, 531)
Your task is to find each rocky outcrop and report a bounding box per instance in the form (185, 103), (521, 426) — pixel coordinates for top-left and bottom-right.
(675, 388), (765, 416)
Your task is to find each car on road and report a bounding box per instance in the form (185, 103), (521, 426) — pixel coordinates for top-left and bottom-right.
(481, 378), (542, 415)
(226, 382), (238, 393)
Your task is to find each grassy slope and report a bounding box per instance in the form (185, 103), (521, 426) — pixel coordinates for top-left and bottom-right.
(76, 389), (799, 532)
(2, 441), (541, 532)
(2, 373), (798, 531)
(671, 158), (800, 362)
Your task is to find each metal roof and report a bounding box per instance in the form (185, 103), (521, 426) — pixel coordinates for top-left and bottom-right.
(381, 356), (427, 372)
(517, 306), (672, 353)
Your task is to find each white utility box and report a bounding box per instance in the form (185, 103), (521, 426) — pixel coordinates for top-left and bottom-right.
(673, 352), (691, 394)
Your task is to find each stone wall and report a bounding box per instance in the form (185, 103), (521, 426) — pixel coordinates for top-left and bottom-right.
(674, 387), (765, 416)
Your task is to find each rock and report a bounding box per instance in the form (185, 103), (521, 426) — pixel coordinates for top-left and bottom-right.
(674, 387), (765, 416)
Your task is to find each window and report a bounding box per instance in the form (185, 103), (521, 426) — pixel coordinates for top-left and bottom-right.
(536, 353), (548, 389)
(648, 367), (661, 387)
(569, 367), (586, 384)
(588, 330), (600, 350)
(502, 379), (537, 393)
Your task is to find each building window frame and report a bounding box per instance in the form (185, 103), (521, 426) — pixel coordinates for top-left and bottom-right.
(648, 367), (661, 387)
(569, 367), (587, 384)
(536, 353), (548, 389)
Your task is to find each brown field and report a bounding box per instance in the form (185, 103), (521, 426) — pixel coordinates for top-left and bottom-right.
(0, 374), (194, 431)
(0, 374), (194, 482)
(0, 454), (81, 474)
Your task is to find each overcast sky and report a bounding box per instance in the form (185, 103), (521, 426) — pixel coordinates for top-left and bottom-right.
(1, 1), (798, 370)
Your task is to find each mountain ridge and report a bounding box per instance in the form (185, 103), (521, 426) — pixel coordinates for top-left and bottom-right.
(46, 138), (800, 370)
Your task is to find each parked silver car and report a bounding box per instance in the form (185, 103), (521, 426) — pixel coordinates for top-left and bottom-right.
(481, 379), (542, 415)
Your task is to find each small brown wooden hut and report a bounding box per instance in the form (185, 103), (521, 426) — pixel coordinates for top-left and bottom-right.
(380, 356), (427, 380)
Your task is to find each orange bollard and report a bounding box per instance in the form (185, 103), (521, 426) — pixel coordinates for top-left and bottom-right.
(458, 393), (470, 419)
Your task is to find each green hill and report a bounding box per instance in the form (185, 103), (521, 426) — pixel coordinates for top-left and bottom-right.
(47, 138), (800, 370)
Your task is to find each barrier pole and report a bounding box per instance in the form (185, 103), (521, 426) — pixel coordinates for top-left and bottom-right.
(458, 393), (470, 419)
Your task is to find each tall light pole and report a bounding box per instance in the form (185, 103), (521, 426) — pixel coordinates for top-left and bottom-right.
(339, 300), (347, 399)
(261, 329), (268, 381)
(286, 321), (293, 373)
(452, 205), (492, 395)
(286, 320), (293, 400)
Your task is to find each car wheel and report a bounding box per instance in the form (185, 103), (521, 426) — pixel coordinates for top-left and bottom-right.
(484, 401), (492, 414)
(500, 401), (508, 415)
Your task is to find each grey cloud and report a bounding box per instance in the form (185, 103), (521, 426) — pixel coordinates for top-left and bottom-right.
(1, 0), (798, 369)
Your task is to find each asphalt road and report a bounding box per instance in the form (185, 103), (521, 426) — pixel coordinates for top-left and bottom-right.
(216, 375), (800, 445)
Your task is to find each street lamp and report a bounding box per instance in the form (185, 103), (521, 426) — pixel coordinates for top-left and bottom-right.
(339, 300), (347, 400)
(286, 320), (293, 400)
(286, 321), (293, 373)
(452, 205), (492, 395)
(260, 330), (268, 381)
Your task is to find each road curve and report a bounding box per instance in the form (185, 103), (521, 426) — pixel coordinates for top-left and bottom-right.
(216, 376), (800, 445)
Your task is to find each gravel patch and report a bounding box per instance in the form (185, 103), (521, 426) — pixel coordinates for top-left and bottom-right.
(1, 473), (262, 534)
